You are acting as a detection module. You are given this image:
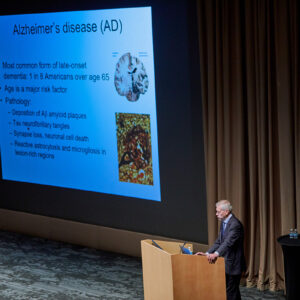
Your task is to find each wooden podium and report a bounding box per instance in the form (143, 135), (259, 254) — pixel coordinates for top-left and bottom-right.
(141, 239), (226, 300)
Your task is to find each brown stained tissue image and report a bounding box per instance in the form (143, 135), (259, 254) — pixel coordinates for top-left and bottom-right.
(116, 113), (153, 185)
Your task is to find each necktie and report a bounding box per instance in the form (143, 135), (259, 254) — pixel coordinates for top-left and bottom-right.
(221, 222), (225, 240)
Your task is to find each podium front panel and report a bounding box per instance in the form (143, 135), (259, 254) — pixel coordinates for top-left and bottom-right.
(172, 254), (226, 300)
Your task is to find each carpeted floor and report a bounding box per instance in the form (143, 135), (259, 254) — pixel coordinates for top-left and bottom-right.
(0, 230), (285, 300)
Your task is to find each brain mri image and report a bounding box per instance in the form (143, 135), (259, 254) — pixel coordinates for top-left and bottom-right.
(114, 52), (149, 102)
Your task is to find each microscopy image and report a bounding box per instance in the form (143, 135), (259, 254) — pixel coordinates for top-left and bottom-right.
(114, 53), (149, 102)
(116, 113), (153, 185)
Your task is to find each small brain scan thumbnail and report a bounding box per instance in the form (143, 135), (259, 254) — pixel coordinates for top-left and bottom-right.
(114, 52), (149, 102)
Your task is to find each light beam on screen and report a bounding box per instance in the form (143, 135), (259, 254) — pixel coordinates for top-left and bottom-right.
(0, 6), (161, 201)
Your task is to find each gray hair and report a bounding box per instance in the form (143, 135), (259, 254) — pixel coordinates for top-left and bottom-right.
(216, 200), (232, 212)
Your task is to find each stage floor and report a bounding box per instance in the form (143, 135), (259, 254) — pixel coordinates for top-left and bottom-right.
(0, 230), (285, 300)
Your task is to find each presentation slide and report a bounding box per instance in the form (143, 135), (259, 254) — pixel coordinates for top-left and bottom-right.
(0, 7), (161, 201)
(0, 1), (208, 244)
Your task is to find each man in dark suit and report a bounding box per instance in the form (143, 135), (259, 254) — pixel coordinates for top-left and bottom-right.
(196, 200), (246, 300)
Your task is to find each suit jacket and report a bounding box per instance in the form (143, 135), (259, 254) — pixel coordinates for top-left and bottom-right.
(208, 214), (246, 275)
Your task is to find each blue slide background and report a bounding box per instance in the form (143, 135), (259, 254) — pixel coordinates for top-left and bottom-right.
(0, 7), (161, 201)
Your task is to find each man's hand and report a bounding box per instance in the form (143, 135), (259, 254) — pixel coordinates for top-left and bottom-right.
(207, 253), (218, 264)
(194, 251), (207, 256)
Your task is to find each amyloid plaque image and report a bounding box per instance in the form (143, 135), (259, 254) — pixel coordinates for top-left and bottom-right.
(116, 113), (153, 185)
(114, 52), (149, 102)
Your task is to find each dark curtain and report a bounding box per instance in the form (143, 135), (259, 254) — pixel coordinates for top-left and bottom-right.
(197, 0), (299, 291)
